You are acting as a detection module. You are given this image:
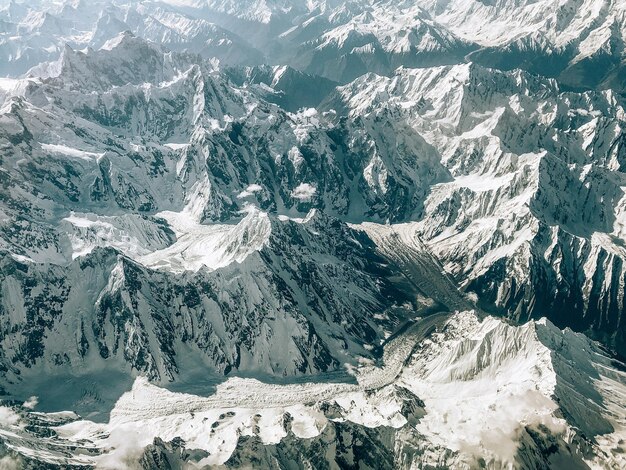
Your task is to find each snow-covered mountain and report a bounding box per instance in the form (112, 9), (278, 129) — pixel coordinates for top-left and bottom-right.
(1, 1), (626, 469)
(2, 0), (625, 94)
(419, 0), (626, 92)
(325, 62), (626, 357)
(0, 36), (454, 394)
(0, 0), (265, 76)
(1, 311), (625, 469)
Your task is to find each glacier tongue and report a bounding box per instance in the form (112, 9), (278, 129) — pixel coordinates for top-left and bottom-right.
(2, 312), (625, 469)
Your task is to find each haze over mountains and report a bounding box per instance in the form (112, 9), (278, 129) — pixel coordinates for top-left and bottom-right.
(0, 0), (626, 469)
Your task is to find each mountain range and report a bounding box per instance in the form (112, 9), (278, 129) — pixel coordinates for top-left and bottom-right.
(1, 0), (626, 469)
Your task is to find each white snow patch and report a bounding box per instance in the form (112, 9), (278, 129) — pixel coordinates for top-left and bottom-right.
(452, 172), (515, 192)
(99, 33), (130, 51)
(291, 183), (317, 201)
(236, 184), (263, 199)
(163, 143), (189, 151)
(287, 146), (304, 167)
(399, 313), (562, 466)
(62, 213), (173, 260)
(23, 397), (38, 410)
(41, 144), (104, 161)
(0, 78), (20, 92)
(0, 408), (20, 427)
(139, 207), (271, 273)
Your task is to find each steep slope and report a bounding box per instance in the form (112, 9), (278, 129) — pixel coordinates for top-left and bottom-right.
(0, 0), (265, 77)
(224, 64), (339, 112)
(325, 63), (626, 355)
(1, 209), (420, 390)
(121, 6), (265, 66)
(398, 311), (626, 469)
(3, 0), (625, 95)
(15, 35), (450, 225)
(2, 29), (625, 403)
(1, 3), (626, 469)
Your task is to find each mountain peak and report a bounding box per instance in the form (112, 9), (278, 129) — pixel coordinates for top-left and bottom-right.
(99, 30), (139, 51)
